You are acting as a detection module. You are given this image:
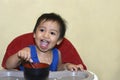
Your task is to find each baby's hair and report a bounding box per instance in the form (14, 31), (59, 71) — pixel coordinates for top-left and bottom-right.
(33, 13), (66, 39)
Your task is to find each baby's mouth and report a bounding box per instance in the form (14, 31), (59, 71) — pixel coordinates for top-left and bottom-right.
(40, 40), (49, 49)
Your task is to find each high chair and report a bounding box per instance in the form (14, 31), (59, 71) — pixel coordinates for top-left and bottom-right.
(2, 32), (87, 70)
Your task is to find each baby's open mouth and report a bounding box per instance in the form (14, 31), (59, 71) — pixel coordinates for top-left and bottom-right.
(40, 40), (49, 48)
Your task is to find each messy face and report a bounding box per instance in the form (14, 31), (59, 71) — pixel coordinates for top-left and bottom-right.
(34, 20), (62, 53)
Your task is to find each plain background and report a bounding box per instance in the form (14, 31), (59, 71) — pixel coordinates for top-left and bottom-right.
(0, 0), (120, 80)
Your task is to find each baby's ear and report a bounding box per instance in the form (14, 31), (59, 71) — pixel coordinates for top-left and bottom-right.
(33, 33), (35, 38)
(57, 38), (63, 45)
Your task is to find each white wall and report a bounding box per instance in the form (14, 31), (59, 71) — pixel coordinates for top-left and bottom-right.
(0, 0), (120, 80)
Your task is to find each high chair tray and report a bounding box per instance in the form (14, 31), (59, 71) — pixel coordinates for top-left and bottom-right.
(0, 70), (94, 80)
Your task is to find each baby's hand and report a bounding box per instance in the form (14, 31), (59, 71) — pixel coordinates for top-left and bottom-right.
(76, 64), (84, 71)
(65, 63), (84, 71)
(17, 47), (33, 62)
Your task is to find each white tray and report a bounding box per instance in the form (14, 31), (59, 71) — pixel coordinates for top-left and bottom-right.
(0, 70), (94, 80)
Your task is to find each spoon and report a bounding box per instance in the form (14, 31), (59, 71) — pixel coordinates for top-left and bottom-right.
(29, 63), (36, 68)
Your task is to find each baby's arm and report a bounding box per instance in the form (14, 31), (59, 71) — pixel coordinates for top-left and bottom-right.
(5, 47), (32, 69)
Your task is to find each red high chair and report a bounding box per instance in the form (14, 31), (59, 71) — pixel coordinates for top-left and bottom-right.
(2, 32), (87, 70)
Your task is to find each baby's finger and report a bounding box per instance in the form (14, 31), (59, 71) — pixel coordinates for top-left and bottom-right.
(71, 66), (78, 71)
(29, 58), (33, 63)
(77, 64), (84, 71)
(24, 52), (31, 61)
(17, 51), (23, 59)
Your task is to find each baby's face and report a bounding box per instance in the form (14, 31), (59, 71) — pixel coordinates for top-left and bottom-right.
(34, 20), (62, 52)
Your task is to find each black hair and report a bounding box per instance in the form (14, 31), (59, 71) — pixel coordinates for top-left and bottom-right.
(33, 13), (66, 39)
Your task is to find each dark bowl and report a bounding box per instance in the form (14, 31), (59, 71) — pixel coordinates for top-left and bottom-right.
(23, 63), (50, 80)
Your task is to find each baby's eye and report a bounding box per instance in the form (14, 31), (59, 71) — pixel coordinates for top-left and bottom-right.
(50, 32), (56, 35)
(40, 29), (44, 32)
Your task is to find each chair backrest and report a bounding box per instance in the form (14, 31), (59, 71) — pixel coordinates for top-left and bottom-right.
(2, 32), (87, 70)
